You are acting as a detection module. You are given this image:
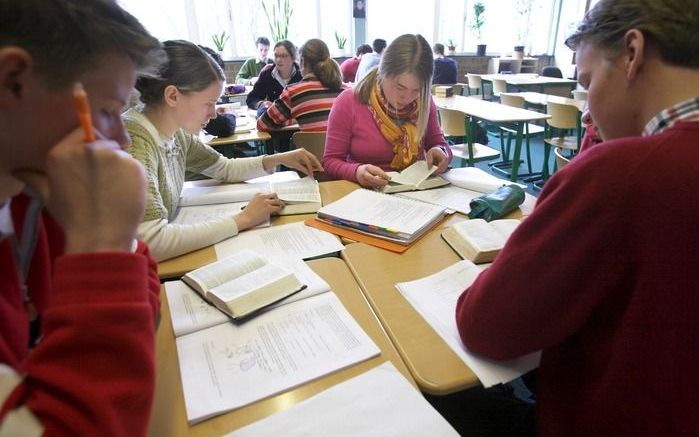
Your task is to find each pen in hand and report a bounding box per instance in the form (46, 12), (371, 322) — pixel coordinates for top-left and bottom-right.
(73, 82), (95, 142)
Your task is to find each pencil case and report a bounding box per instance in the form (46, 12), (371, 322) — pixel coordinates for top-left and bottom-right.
(467, 184), (525, 222)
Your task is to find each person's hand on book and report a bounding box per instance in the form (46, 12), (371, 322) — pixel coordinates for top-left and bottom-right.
(234, 193), (284, 231)
(356, 164), (391, 188)
(426, 146), (449, 174)
(262, 149), (323, 178)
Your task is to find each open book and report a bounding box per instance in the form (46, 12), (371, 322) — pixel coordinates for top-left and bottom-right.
(441, 218), (520, 263)
(316, 188), (447, 245)
(179, 175), (321, 215)
(181, 249), (305, 320)
(382, 161), (449, 194)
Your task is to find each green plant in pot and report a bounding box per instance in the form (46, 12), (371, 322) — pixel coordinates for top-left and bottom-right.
(471, 1), (486, 56)
(262, 0), (293, 41)
(211, 31), (230, 54)
(446, 39), (456, 55)
(334, 31), (347, 53)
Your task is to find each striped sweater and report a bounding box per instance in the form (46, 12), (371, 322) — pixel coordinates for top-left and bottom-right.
(257, 76), (346, 132)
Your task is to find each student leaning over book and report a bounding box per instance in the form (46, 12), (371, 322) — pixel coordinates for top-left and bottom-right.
(125, 40), (323, 262)
(456, 0), (699, 435)
(0, 0), (164, 434)
(322, 34), (452, 189)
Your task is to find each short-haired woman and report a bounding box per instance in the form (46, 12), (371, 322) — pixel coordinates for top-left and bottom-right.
(246, 40), (303, 110)
(257, 38), (347, 132)
(322, 34), (452, 188)
(124, 40), (321, 261)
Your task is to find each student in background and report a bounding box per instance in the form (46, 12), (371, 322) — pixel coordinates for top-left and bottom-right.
(0, 0), (164, 434)
(235, 36), (273, 85)
(198, 45), (238, 137)
(456, 0), (699, 435)
(125, 40), (321, 262)
(340, 43), (373, 83)
(323, 34), (452, 188)
(246, 40), (302, 111)
(432, 43), (458, 84)
(258, 39), (347, 132)
(354, 38), (387, 83)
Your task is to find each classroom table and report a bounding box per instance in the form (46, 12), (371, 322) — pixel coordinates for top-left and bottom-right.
(506, 91), (587, 112)
(148, 257), (416, 437)
(157, 180), (357, 279)
(480, 73), (578, 96)
(433, 95), (550, 182)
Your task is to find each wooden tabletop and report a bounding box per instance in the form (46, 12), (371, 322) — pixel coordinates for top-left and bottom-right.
(157, 180), (358, 279)
(433, 95), (550, 123)
(208, 129), (271, 146)
(480, 73), (577, 86)
(505, 91), (586, 111)
(148, 257), (415, 436)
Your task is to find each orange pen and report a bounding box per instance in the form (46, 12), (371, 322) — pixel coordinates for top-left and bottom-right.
(73, 82), (96, 142)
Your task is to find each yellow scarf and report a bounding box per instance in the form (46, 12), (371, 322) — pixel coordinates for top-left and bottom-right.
(369, 82), (420, 170)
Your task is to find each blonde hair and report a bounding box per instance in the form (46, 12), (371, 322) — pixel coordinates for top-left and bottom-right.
(355, 34), (433, 140)
(300, 38), (342, 90)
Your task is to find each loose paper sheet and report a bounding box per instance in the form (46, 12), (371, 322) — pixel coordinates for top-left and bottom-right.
(176, 292), (380, 424)
(227, 362), (458, 437)
(395, 260), (540, 387)
(215, 222), (344, 261)
(171, 202), (269, 228)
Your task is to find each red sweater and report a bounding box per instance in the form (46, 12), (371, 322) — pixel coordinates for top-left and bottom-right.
(456, 122), (699, 435)
(1, 194), (161, 435)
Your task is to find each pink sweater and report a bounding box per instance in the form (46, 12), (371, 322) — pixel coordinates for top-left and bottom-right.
(322, 88), (450, 182)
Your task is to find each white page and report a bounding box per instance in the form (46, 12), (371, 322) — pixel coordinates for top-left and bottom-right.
(210, 263), (292, 301)
(271, 176), (321, 204)
(172, 202), (246, 225)
(395, 261), (540, 387)
(176, 292), (381, 424)
(164, 280), (230, 337)
(443, 167), (526, 193)
(186, 249), (268, 289)
(453, 219), (520, 252)
(389, 161), (436, 186)
(165, 259), (331, 337)
(317, 189), (445, 235)
(179, 182), (271, 206)
(227, 362), (458, 437)
(215, 222), (344, 261)
(397, 185), (485, 215)
(246, 171), (300, 184)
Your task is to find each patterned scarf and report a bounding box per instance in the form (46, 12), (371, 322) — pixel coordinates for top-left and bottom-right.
(368, 82), (420, 170)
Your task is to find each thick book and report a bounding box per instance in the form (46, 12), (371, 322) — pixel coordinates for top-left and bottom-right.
(441, 218), (520, 263)
(181, 249), (305, 320)
(316, 188), (447, 245)
(381, 160), (449, 194)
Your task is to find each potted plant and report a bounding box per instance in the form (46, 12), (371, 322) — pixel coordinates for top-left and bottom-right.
(211, 31), (230, 55)
(514, 0), (533, 59)
(334, 31), (347, 54)
(262, 0), (293, 41)
(471, 1), (486, 56)
(446, 39), (456, 56)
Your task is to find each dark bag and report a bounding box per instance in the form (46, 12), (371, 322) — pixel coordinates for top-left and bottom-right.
(467, 184), (525, 221)
(204, 113), (237, 137)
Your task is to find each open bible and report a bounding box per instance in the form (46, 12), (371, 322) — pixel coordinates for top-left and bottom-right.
(441, 218), (520, 263)
(181, 249), (305, 320)
(381, 161), (449, 194)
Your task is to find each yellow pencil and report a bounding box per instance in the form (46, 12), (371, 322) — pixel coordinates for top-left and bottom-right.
(73, 82), (95, 142)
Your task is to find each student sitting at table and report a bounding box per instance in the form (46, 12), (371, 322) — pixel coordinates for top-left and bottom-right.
(257, 38), (347, 132)
(124, 40), (322, 262)
(1, 0), (164, 434)
(322, 34), (452, 188)
(456, 0), (699, 435)
(235, 36), (273, 86)
(432, 42), (458, 85)
(340, 43), (373, 83)
(246, 40), (303, 111)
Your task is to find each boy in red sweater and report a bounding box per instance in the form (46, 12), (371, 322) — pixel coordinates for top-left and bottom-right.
(456, 0), (699, 435)
(0, 0), (165, 434)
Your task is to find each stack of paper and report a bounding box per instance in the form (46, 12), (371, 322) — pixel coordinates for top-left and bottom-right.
(395, 261), (540, 387)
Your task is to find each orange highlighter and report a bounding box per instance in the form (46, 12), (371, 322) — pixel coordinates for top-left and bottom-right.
(73, 82), (96, 142)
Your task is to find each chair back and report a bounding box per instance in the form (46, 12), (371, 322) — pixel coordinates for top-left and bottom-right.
(437, 107), (467, 137)
(491, 78), (507, 95)
(291, 131), (326, 163)
(499, 93), (525, 109)
(466, 73), (482, 94)
(546, 101), (580, 130)
(571, 90), (588, 101)
(554, 146), (570, 170)
(540, 66), (563, 78)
